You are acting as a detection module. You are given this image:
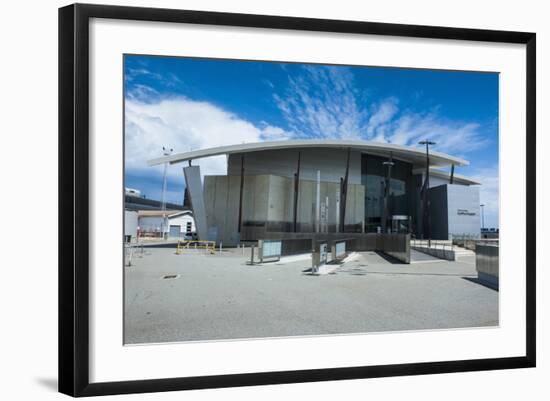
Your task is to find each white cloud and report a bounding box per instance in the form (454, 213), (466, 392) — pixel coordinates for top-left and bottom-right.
(125, 97), (291, 182)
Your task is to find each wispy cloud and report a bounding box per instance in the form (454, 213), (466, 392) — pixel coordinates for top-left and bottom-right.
(125, 66), (184, 93)
(126, 84), (160, 103)
(274, 66), (367, 139)
(273, 66), (491, 154)
(385, 113), (489, 154)
(125, 67), (163, 82)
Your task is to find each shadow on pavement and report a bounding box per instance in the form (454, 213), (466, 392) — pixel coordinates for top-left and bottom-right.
(463, 276), (499, 291)
(374, 251), (408, 265)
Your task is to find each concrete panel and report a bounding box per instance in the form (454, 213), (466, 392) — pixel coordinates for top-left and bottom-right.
(297, 179), (315, 232)
(183, 166), (208, 241)
(204, 173), (365, 242)
(256, 232), (410, 263)
(267, 175), (293, 228)
(228, 148), (362, 184)
(224, 175), (242, 245)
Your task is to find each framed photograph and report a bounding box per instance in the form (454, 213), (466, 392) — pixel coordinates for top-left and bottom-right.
(58, 3), (536, 397)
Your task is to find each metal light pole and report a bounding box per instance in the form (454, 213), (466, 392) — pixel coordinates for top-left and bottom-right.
(419, 140), (436, 247)
(480, 204), (485, 232)
(160, 146), (173, 239)
(382, 153), (394, 234)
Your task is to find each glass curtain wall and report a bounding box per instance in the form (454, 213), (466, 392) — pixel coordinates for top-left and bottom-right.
(361, 154), (412, 233)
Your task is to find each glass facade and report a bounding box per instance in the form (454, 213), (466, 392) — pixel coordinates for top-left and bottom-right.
(361, 154), (412, 233)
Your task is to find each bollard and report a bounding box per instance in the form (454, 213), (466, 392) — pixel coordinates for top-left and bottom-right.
(219, 241), (223, 255)
(250, 245), (255, 265)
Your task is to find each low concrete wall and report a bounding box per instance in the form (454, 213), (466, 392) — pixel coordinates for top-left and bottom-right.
(382, 234), (411, 264)
(411, 245), (457, 261)
(476, 244), (499, 289)
(257, 232), (410, 263)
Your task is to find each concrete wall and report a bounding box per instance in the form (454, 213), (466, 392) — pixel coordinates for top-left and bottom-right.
(183, 166), (209, 241)
(382, 234), (411, 263)
(203, 175), (243, 245)
(205, 174), (365, 246)
(227, 148), (362, 184)
(258, 232), (410, 263)
(411, 245), (458, 261)
(476, 244), (499, 289)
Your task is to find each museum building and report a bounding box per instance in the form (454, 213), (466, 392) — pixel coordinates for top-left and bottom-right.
(149, 140), (480, 246)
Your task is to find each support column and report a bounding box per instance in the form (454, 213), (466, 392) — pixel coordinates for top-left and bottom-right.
(183, 165), (208, 241)
(315, 170), (321, 233)
(293, 152), (301, 232)
(237, 155), (245, 233)
(339, 148), (351, 233)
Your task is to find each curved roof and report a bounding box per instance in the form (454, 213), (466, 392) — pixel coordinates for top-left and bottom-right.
(412, 168), (480, 186)
(147, 140), (468, 168)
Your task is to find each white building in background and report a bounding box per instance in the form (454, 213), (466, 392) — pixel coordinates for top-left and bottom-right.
(137, 210), (196, 239)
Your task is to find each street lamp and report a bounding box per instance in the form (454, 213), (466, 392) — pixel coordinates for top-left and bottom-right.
(480, 204), (486, 233)
(160, 146), (173, 239)
(419, 140), (436, 247)
(382, 153), (395, 234)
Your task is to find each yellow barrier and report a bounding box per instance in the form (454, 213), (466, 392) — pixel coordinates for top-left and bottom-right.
(176, 240), (216, 255)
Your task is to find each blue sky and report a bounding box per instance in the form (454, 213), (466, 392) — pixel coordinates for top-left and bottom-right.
(124, 55), (499, 228)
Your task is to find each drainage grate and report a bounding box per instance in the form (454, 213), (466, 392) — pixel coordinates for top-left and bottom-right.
(162, 274), (179, 280)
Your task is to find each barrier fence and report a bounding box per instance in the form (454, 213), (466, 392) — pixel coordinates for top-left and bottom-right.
(411, 239), (456, 251)
(176, 240), (216, 255)
(124, 243), (144, 266)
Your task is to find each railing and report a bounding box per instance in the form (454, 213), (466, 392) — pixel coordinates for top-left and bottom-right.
(412, 238), (499, 251)
(176, 240), (216, 254)
(410, 239), (455, 251)
(124, 242), (145, 266)
(451, 234), (499, 250)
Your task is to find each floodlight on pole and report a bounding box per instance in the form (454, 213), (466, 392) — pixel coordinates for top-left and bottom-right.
(419, 140), (436, 247)
(160, 146), (173, 239)
(480, 204), (486, 232)
(382, 153), (395, 234)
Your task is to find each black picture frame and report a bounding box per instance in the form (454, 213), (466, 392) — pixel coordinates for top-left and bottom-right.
(59, 3), (536, 397)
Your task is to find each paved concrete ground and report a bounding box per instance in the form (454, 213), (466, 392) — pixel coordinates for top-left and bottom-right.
(124, 248), (498, 344)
